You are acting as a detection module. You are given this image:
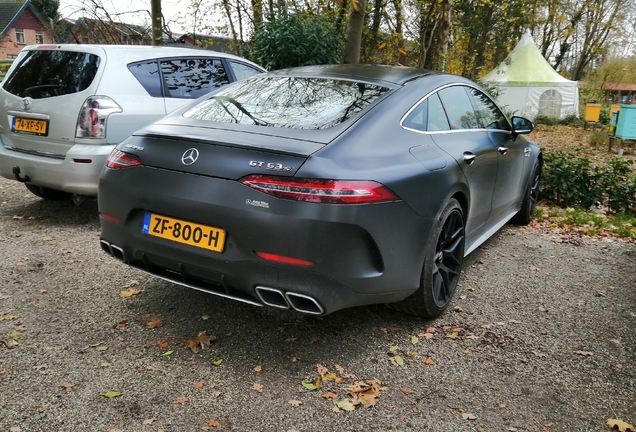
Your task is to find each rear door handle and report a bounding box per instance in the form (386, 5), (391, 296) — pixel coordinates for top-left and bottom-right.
(498, 146), (508, 155)
(463, 152), (476, 165)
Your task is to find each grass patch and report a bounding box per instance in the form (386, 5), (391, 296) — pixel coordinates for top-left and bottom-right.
(533, 204), (636, 239)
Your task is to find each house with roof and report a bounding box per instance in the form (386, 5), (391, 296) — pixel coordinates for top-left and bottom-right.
(61, 17), (151, 45)
(0, 0), (53, 59)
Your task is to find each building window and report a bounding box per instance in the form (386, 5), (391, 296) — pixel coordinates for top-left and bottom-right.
(15, 29), (25, 44)
(35, 31), (43, 44)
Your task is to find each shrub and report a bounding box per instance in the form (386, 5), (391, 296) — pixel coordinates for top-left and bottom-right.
(541, 151), (636, 216)
(533, 115), (560, 126)
(249, 13), (343, 70)
(588, 132), (607, 147)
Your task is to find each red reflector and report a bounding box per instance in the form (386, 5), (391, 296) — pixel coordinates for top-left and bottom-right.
(255, 251), (313, 267)
(105, 149), (141, 169)
(73, 158), (92, 164)
(240, 175), (400, 204)
(99, 213), (120, 223)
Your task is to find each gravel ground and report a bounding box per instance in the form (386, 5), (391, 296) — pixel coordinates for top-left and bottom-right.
(0, 177), (634, 432)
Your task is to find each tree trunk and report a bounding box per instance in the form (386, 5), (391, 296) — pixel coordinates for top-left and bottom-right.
(344, 0), (368, 64)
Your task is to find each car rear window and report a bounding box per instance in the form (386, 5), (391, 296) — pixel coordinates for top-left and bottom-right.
(2, 49), (100, 99)
(183, 76), (390, 130)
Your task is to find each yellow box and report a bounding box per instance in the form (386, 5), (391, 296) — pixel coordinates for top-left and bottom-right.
(584, 103), (601, 122)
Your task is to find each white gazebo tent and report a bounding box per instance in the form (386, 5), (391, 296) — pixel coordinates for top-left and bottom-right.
(482, 30), (579, 120)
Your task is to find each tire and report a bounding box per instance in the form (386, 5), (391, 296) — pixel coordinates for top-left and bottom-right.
(390, 198), (465, 318)
(25, 184), (73, 201)
(511, 159), (541, 225)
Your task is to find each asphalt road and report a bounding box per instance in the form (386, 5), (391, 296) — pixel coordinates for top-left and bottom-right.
(1, 177), (635, 432)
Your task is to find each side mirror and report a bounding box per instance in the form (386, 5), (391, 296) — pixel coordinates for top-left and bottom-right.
(511, 116), (533, 135)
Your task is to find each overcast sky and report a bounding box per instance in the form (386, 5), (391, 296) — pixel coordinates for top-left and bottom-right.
(58, 0), (188, 33)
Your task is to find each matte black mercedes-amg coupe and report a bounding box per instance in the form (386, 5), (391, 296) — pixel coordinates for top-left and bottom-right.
(98, 64), (541, 318)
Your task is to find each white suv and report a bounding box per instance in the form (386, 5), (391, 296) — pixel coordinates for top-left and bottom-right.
(0, 44), (264, 200)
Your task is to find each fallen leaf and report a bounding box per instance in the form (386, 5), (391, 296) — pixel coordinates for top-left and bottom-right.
(532, 350), (547, 358)
(194, 380), (205, 389)
(422, 358), (435, 365)
(322, 392), (338, 399)
(359, 393), (378, 407)
(186, 331), (215, 353)
(59, 382), (73, 392)
(252, 383), (263, 393)
(336, 399), (356, 411)
(102, 391), (122, 398)
(145, 318), (163, 329)
(0, 315), (18, 321)
(392, 356), (404, 366)
(38, 404), (50, 412)
(142, 418), (155, 425)
(574, 350), (593, 356)
(208, 420), (220, 427)
(254, 365), (262, 372)
(410, 335), (419, 345)
(212, 359), (223, 366)
(162, 350), (174, 356)
(538, 306), (546, 312)
(156, 341), (168, 348)
(606, 419), (635, 432)
(462, 413), (477, 420)
(317, 364), (329, 376)
(302, 380), (319, 390)
(114, 320), (128, 329)
(499, 403), (506, 409)
(201, 315), (210, 320)
(172, 395), (188, 405)
(119, 289), (143, 298)
(308, 336), (321, 344)
(288, 399), (303, 406)
(350, 336), (363, 342)
(400, 387), (414, 394)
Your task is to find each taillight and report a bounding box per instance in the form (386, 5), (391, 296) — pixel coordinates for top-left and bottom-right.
(240, 175), (400, 204)
(105, 149), (141, 169)
(76, 96), (122, 139)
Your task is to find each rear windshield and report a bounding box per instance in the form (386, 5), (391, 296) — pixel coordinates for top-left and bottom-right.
(183, 76), (390, 130)
(2, 49), (100, 99)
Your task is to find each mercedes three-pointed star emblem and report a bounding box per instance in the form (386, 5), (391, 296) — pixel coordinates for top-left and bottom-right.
(181, 148), (199, 165)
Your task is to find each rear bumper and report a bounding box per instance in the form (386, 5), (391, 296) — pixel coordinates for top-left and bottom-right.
(0, 142), (114, 195)
(98, 166), (435, 314)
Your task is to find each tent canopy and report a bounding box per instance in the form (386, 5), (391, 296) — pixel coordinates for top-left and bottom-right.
(482, 30), (579, 119)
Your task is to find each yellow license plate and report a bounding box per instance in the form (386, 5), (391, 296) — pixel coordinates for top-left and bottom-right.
(13, 117), (48, 135)
(142, 213), (226, 253)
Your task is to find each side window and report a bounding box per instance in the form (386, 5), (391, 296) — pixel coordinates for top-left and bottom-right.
(427, 93), (450, 131)
(160, 57), (230, 99)
(467, 87), (510, 130)
(437, 86), (479, 130)
(403, 99), (428, 132)
(128, 60), (163, 97)
(229, 60), (263, 81)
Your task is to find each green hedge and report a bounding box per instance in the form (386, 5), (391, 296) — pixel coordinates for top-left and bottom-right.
(540, 151), (636, 216)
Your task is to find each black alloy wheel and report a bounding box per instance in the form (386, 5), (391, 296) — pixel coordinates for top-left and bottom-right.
(429, 202), (465, 308)
(511, 160), (541, 225)
(390, 198), (465, 318)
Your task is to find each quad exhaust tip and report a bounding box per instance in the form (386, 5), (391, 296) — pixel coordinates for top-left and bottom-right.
(256, 286), (324, 315)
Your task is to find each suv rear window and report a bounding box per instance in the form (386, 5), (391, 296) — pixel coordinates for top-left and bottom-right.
(183, 76), (390, 130)
(2, 50), (100, 99)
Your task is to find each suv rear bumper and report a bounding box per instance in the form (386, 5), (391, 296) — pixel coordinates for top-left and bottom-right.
(0, 142), (114, 196)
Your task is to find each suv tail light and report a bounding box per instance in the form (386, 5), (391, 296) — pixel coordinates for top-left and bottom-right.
(105, 149), (141, 169)
(240, 175), (400, 204)
(76, 96), (122, 139)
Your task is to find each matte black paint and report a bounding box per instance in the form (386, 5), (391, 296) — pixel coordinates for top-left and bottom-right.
(98, 65), (541, 315)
